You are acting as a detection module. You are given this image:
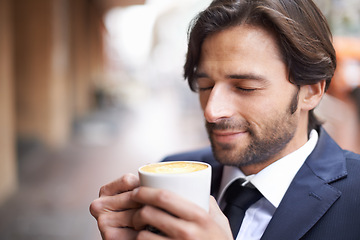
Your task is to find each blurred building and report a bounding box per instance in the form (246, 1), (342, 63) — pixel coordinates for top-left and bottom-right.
(0, 0), (147, 205)
(315, 0), (360, 154)
(317, 37), (360, 154)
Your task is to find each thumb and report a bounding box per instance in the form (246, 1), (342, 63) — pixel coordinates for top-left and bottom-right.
(209, 196), (233, 239)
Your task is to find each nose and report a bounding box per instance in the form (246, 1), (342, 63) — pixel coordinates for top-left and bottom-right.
(203, 85), (235, 123)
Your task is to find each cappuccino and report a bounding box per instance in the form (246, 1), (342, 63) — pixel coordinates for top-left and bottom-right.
(140, 161), (208, 174)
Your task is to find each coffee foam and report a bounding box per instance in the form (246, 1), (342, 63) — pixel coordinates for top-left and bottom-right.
(140, 161), (208, 174)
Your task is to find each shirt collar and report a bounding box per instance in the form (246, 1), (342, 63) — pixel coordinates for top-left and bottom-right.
(218, 130), (318, 208)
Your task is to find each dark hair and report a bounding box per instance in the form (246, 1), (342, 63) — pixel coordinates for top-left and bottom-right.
(184, 0), (336, 133)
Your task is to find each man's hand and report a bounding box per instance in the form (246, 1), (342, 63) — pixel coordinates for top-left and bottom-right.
(131, 186), (233, 240)
(90, 174), (233, 240)
(89, 174), (141, 240)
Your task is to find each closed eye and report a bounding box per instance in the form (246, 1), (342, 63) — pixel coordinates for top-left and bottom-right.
(198, 86), (213, 91)
(236, 87), (256, 92)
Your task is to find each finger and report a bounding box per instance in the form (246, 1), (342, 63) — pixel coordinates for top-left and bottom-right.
(132, 205), (178, 231)
(137, 229), (169, 240)
(133, 204), (190, 238)
(131, 187), (207, 222)
(99, 173), (140, 197)
(100, 226), (138, 240)
(97, 209), (140, 229)
(90, 191), (142, 218)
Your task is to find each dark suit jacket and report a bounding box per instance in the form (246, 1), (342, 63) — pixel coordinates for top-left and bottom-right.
(163, 127), (360, 239)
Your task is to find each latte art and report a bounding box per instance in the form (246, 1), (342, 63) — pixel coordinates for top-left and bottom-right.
(140, 161), (208, 174)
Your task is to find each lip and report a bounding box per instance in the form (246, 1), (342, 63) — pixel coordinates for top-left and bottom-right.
(211, 130), (247, 143)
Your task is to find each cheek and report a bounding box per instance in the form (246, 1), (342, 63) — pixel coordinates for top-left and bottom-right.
(255, 91), (290, 112)
(240, 96), (281, 126)
(240, 96), (272, 115)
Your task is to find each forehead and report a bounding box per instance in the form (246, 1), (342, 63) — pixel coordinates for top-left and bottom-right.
(199, 24), (284, 67)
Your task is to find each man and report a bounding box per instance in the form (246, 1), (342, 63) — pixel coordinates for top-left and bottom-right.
(90, 0), (360, 239)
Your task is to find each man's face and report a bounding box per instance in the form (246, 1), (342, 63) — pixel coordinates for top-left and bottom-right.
(196, 25), (302, 172)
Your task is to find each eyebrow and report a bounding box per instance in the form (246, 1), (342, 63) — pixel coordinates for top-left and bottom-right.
(194, 72), (208, 79)
(194, 72), (269, 83)
(226, 73), (268, 83)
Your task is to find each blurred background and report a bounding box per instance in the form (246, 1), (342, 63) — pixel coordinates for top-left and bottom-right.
(0, 0), (359, 239)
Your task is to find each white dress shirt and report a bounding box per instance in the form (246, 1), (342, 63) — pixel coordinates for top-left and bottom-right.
(217, 130), (319, 240)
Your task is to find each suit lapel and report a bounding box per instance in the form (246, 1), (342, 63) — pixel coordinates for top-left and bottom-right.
(261, 128), (347, 239)
(261, 164), (341, 239)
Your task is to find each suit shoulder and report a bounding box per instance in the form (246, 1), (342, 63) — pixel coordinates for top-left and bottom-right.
(344, 150), (360, 182)
(162, 146), (213, 162)
(344, 150), (360, 161)
(162, 146), (221, 168)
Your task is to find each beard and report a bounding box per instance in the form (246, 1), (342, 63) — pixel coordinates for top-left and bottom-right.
(206, 89), (299, 168)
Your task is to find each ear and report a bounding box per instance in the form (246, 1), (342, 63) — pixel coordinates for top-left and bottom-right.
(299, 80), (326, 111)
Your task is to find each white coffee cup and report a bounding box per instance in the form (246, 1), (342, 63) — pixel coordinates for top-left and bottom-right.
(138, 161), (212, 211)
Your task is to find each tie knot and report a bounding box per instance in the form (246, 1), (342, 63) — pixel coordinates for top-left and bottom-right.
(224, 179), (262, 210)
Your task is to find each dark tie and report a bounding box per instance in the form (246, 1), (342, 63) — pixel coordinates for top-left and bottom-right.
(222, 179), (263, 238)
